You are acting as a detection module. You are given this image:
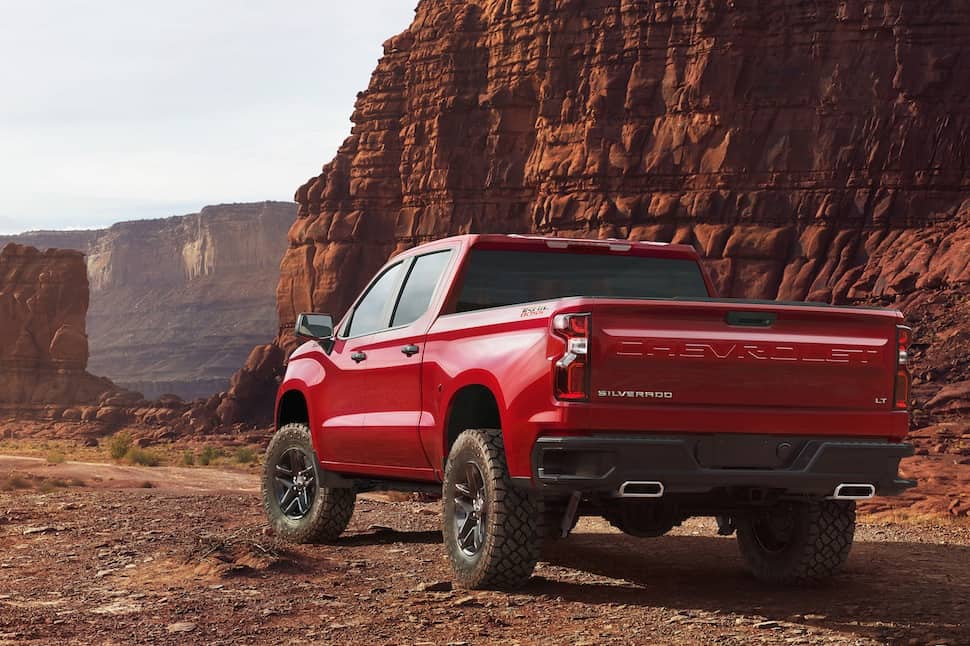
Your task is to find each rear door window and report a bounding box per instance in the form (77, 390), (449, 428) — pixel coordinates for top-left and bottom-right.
(392, 251), (452, 327)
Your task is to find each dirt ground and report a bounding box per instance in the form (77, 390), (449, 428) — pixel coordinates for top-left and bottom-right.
(0, 457), (968, 646)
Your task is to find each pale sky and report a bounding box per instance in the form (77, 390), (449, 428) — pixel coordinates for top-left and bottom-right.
(0, 1), (417, 234)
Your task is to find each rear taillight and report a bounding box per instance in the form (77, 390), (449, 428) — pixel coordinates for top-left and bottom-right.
(894, 325), (912, 410)
(553, 313), (590, 401)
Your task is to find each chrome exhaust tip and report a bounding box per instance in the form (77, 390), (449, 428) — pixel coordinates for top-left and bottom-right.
(831, 483), (876, 500)
(618, 481), (664, 498)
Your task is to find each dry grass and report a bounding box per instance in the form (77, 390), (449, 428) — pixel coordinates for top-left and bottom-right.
(1, 474), (86, 493)
(234, 446), (258, 464)
(198, 446), (221, 466)
(0, 475), (31, 491)
(45, 449), (67, 464)
(0, 439), (104, 464)
(125, 447), (161, 467)
(0, 437), (270, 473)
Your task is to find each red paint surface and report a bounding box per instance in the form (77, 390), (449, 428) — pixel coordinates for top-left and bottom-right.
(276, 234), (909, 482)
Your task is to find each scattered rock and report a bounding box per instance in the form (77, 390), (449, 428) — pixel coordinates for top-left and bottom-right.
(451, 595), (480, 607)
(166, 622), (197, 633)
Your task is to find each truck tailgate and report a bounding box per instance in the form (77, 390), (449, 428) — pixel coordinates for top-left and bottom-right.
(589, 300), (901, 412)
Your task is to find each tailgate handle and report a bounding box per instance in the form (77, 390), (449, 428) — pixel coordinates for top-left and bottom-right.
(726, 311), (777, 327)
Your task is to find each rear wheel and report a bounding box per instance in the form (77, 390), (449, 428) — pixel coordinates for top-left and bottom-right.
(442, 429), (540, 589)
(736, 500), (855, 584)
(262, 423), (355, 543)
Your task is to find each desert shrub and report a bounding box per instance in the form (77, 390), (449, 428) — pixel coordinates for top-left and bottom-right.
(38, 478), (71, 493)
(125, 447), (161, 467)
(140, 481), (155, 489)
(45, 450), (66, 464)
(1, 476), (31, 491)
(198, 445), (219, 466)
(107, 432), (133, 460)
(234, 446), (257, 464)
(181, 450), (196, 466)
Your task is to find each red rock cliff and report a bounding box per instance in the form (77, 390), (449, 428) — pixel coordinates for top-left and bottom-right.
(0, 244), (115, 411)
(280, 0), (969, 429)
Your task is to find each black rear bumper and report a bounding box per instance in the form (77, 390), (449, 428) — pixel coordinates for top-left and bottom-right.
(529, 434), (916, 498)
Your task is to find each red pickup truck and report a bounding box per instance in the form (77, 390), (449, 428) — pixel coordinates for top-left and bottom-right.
(262, 234), (915, 589)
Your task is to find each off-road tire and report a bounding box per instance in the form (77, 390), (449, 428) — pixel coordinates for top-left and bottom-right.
(262, 423), (355, 544)
(736, 500), (855, 585)
(443, 429), (540, 589)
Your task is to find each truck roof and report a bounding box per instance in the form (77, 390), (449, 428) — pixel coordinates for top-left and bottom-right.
(397, 233), (701, 261)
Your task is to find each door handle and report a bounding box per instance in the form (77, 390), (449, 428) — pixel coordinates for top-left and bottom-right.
(401, 344), (420, 357)
(351, 351), (367, 364)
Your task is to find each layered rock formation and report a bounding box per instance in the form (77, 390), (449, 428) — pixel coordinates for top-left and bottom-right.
(0, 242), (269, 440)
(0, 244), (115, 412)
(3, 202), (295, 399)
(273, 0), (969, 430)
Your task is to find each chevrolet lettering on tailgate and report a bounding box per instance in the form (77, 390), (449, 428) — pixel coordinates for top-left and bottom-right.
(614, 339), (882, 365)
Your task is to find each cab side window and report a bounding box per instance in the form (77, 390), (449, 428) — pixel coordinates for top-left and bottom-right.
(345, 262), (405, 337)
(391, 251), (452, 327)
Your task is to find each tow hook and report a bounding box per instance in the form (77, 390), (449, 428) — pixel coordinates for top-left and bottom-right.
(716, 515), (736, 536)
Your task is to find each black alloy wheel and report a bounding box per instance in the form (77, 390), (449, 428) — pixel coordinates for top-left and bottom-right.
(442, 429), (540, 589)
(273, 447), (317, 520)
(749, 505), (797, 553)
(261, 422), (355, 544)
(452, 461), (488, 556)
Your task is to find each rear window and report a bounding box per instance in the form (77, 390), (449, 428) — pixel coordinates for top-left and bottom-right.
(455, 249), (709, 313)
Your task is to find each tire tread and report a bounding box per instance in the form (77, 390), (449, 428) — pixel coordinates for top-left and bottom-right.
(444, 429), (540, 589)
(737, 500), (855, 585)
(262, 423), (355, 544)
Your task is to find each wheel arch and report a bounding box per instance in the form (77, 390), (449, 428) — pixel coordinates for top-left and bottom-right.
(275, 349), (327, 440)
(276, 389), (310, 429)
(442, 382), (504, 465)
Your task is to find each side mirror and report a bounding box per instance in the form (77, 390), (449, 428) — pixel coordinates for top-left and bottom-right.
(295, 313), (335, 351)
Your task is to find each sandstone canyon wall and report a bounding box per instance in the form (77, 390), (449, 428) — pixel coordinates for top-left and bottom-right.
(0, 244), (115, 413)
(277, 0), (969, 433)
(2, 202), (295, 400)
(0, 242), (249, 440)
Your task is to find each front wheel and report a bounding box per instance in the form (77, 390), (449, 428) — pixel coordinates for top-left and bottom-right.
(736, 500), (856, 585)
(261, 423), (355, 543)
(442, 429), (540, 589)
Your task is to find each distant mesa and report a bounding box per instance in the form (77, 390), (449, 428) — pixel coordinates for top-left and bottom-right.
(0, 201), (296, 401)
